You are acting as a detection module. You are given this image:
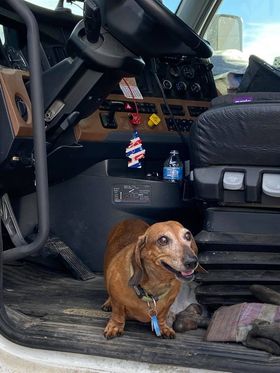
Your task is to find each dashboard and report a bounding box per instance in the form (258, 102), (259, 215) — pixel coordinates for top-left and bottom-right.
(0, 9), (217, 191)
(0, 50), (215, 174)
(0, 35), (215, 140)
(75, 56), (215, 143)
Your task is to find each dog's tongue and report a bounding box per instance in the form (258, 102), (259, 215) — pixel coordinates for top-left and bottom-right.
(181, 269), (194, 277)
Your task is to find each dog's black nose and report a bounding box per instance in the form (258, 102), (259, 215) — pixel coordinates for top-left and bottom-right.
(184, 256), (198, 270)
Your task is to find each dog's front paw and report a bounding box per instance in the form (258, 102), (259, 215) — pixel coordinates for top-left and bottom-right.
(104, 320), (124, 339)
(160, 325), (176, 339)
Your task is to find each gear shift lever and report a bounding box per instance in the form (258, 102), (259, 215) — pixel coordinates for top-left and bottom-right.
(84, 0), (102, 44)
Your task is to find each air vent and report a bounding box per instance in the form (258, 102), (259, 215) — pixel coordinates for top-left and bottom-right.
(53, 46), (67, 62)
(15, 95), (28, 121)
(45, 45), (68, 66)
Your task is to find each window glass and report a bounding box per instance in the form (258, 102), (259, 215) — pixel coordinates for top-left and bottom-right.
(163, 0), (181, 13)
(204, 0), (280, 75)
(0, 26), (5, 44)
(25, 0), (181, 16)
(25, 0), (83, 15)
(205, 0), (280, 72)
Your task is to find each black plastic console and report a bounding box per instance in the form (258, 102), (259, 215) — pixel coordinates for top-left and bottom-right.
(15, 160), (192, 272)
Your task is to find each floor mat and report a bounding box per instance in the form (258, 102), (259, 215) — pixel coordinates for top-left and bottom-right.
(2, 262), (280, 372)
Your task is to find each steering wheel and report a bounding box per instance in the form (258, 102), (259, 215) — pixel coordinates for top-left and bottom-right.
(134, 0), (213, 58)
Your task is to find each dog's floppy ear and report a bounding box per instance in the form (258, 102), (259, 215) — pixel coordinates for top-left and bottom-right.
(191, 233), (208, 274)
(190, 233), (198, 255)
(128, 234), (147, 287)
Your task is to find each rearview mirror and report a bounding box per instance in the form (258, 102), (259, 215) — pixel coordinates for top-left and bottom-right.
(205, 14), (243, 51)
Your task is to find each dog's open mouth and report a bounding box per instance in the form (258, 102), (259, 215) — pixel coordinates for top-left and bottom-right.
(161, 261), (195, 281)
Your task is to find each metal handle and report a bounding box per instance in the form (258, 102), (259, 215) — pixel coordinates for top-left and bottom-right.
(3, 0), (49, 262)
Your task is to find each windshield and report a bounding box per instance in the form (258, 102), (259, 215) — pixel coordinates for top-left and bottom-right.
(218, 0), (280, 65)
(25, 0), (181, 16)
(204, 0), (280, 76)
(25, 0), (83, 15)
(164, 0), (181, 13)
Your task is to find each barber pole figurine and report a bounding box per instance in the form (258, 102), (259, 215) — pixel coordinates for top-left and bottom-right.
(126, 131), (146, 168)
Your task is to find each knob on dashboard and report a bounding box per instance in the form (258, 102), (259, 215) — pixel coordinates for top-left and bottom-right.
(162, 80), (173, 91)
(169, 66), (180, 78)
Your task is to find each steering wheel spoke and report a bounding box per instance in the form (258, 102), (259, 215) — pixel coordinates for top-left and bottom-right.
(94, 0), (212, 58)
(134, 0), (212, 58)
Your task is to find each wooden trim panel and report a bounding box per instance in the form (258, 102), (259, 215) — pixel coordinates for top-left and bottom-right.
(0, 68), (210, 141)
(0, 68), (32, 137)
(75, 94), (210, 142)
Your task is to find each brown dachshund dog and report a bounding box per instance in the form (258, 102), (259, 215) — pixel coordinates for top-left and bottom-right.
(102, 219), (199, 339)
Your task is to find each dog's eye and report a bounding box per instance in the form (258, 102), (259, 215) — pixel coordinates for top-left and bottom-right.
(157, 236), (169, 246)
(185, 232), (191, 241)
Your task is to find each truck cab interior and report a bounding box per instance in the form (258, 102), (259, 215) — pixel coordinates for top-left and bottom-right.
(1, 0), (280, 371)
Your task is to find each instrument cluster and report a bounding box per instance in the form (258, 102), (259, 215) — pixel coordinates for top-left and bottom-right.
(155, 56), (217, 101)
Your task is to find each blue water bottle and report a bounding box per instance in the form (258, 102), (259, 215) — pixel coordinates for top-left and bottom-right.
(163, 150), (183, 182)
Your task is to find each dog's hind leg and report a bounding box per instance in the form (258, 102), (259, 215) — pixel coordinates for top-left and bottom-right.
(101, 297), (112, 312)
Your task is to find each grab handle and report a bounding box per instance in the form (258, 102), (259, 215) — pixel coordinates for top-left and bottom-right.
(3, 0), (49, 263)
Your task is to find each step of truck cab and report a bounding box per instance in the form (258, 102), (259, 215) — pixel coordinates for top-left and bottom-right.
(196, 230), (280, 252)
(196, 207), (280, 252)
(195, 208), (280, 308)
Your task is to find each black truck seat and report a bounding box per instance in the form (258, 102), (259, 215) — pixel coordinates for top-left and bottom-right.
(190, 92), (280, 308)
(190, 92), (280, 206)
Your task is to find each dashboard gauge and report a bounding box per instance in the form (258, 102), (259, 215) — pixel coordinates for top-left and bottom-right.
(169, 65), (180, 78)
(176, 81), (187, 93)
(162, 79), (173, 91)
(190, 82), (201, 93)
(182, 65), (195, 80)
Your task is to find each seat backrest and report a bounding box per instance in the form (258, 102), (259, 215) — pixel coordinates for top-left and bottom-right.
(190, 92), (280, 206)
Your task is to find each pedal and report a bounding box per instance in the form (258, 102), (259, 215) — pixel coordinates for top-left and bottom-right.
(43, 236), (95, 281)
